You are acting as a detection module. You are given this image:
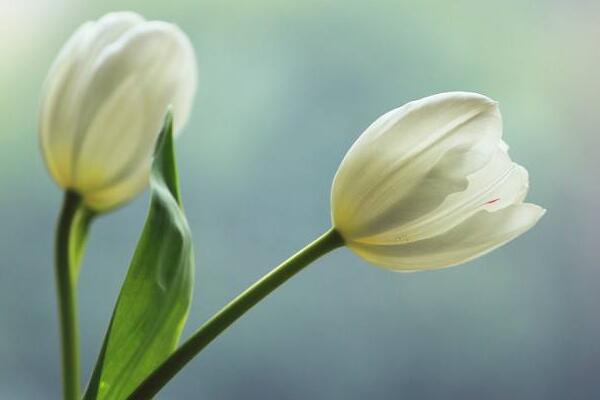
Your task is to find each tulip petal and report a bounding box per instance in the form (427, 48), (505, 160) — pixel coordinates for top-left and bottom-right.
(357, 146), (530, 245)
(84, 160), (150, 211)
(332, 92), (501, 240)
(71, 22), (197, 196)
(40, 12), (144, 187)
(347, 203), (545, 271)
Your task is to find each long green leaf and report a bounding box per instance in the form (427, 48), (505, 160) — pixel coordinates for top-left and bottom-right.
(84, 112), (194, 400)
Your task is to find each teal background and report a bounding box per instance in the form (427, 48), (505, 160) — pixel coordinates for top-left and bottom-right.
(0, 1), (595, 399)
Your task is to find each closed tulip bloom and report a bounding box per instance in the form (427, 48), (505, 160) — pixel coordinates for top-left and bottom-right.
(331, 92), (545, 271)
(39, 11), (198, 211)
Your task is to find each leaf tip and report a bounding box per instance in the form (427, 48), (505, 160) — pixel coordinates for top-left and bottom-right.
(151, 107), (181, 204)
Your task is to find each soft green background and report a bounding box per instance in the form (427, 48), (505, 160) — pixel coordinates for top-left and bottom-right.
(1, 0), (596, 399)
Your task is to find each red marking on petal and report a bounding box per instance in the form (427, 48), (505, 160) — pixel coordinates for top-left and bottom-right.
(484, 198), (500, 205)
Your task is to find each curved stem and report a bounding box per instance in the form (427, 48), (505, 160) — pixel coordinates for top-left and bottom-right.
(55, 191), (94, 400)
(127, 228), (344, 400)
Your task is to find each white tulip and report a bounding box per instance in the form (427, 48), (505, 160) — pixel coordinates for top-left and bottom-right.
(39, 11), (198, 211)
(331, 92), (545, 271)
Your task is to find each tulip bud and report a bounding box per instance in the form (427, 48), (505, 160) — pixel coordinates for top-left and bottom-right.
(331, 92), (545, 271)
(39, 12), (198, 211)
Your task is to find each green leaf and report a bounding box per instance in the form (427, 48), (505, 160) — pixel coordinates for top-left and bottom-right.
(83, 112), (194, 400)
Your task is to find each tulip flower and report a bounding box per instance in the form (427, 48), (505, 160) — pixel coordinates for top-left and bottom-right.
(331, 92), (545, 270)
(126, 92), (545, 399)
(40, 12), (197, 400)
(39, 11), (198, 211)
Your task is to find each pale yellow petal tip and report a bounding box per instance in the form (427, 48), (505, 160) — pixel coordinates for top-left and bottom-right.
(526, 203), (547, 219)
(100, 11), (145, 22)
(431, 91), (498, 105)
(535, 205), (547, 220)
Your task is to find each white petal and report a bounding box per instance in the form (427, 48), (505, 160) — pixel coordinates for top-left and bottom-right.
(332, 92), (501, 240)
(39, 12), (144, 187)
(71, 21), (197, 195)
(356, 146), (530, 245)
(71, 75), (146, 193)
(347, 203), (545, 271)
(84, 160), (150, 210)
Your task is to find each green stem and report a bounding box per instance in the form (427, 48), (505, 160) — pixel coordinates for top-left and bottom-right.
(127, 228), (344, 400)
(55, 191), (94, 400)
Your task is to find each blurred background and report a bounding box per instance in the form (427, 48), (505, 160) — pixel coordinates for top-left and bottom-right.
(0, 0), (597, 399)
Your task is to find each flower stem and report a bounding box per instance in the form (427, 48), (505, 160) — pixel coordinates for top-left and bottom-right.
(126, 227), (344, 400)
(55, 191), (94, 400)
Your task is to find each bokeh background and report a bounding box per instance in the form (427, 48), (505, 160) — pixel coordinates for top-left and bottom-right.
(1, 0), (597, 399)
